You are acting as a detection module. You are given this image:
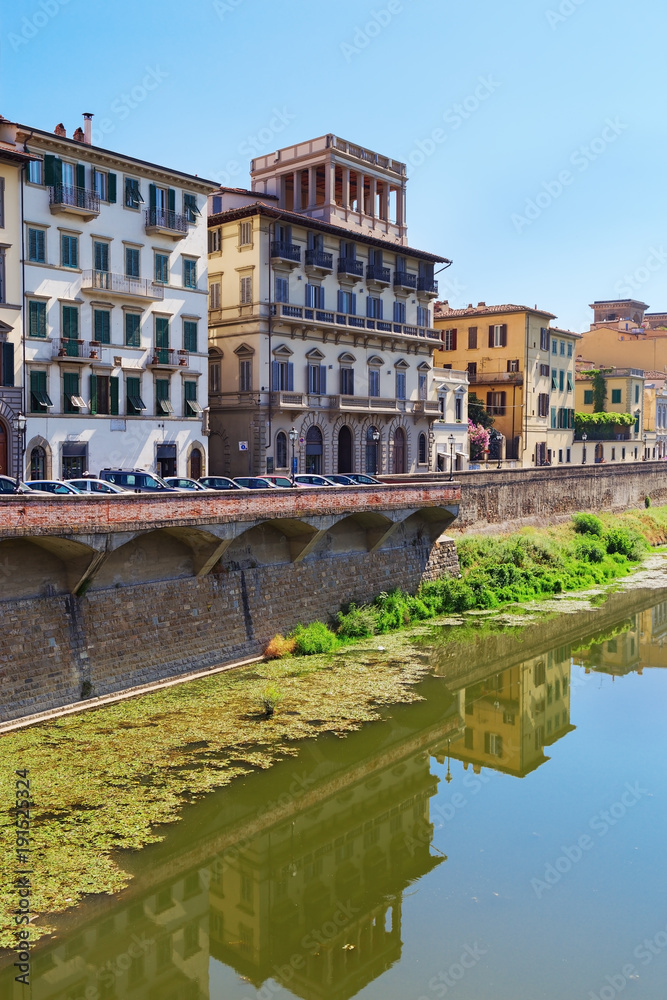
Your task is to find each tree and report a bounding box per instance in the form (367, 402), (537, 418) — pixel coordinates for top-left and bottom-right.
(580, 369), (612, 412)
(468, 392), (494, 429)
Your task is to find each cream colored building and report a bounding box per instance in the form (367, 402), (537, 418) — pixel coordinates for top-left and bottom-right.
(575, 366), (646, 464)
(207, 135), (447, 478)
(431, 367), (469, 472)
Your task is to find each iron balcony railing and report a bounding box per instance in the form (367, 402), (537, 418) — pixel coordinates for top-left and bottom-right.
(270, 303), (441, 339)
(305, 249), (333, 269)
(366, 264), (391, 283)
(148, 348), (180, 367)
(53, 338), (97, 360)
(394, 271), (417, 288)
(417, 277), (438, 294)
(467, 370), (523, 384)
(49, 184), (100, 213)
(144, 208), (188, 233)
(81, 270), (165, 300)
(338, 257), (364, 277)
(270, 241), (301, 262)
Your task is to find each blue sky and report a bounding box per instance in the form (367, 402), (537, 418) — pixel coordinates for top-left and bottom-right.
(2, 0), (665, 330)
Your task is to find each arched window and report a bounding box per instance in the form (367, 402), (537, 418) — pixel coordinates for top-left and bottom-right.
(189, 447), (202, 480)
(393, 427), (406, 474)
(418, 433), (427, 465)
(30, 446), (45, 480)
(305, 425), (323, 474)
(276, 431), (287, 469)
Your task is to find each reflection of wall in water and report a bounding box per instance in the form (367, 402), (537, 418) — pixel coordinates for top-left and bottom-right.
(639, 600), (667, 669)
(578, 618), (641, 677)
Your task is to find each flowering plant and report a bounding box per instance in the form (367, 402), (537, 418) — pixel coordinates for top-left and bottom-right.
(468, 420), (490, 460)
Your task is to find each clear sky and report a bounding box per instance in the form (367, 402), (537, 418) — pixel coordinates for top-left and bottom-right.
(2, 0), (665, 331)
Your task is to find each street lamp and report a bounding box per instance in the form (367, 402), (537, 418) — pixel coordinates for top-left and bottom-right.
(582, 431), (587, 465)
(448, 433), (455, 481)
(14, 412), (26, 490)
(288, 426), (298, 484)
(643, 432), (648, 461)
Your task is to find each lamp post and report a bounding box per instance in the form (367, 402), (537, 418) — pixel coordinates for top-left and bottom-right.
(582, 431), (587, 465)
(370, 426), (380, 475)
(448, 433), (455, 481)
(288, 426), (298, 484)
(643, 432), (648, 461)
(14, 412), (26, 490)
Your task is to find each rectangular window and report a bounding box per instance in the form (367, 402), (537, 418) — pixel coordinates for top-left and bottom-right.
(125, 246), (140, 278)
(484, 733), (503, 757)
(539, 364), (550, 377)
(28, 159), (43, 185)
(124, 177), (142, 209)
(560, 341), (565, 355)
(486, 391), (506, 415)
(566, 448), (571, 463)
(183, 320), (198, 353)
(419, 373), (427, 400)
(488, 324), (507, 348)
(417, 305), (430, 327)
(507, 359), (519, 373)
(209, 282), (221, 309)
(62, 305), (79, 342)
(154, 253), (169, 284)
(395, 370), (406, 400)
(552, 339), (558, 355)
(340, 367), (354, 395)
(567, 342), (573, 357)
(611, 388), (622, 404)
(443, 328), (457, 351)
(537, 393), (549, 417)
(208, 228), (221, 253)
(90, 373), (118, 416)
(307, 363), (326, 394)
(240, 275), (252, 304)
(28, 227), (46, 263)
(468, 326), (478, 349)
(184, 380), (201, 415)
(366, 296), (382, 319)
(63, 370), (81, 413)
(126, 375), (146, 414)
(540, 327), (550, 351)
(183, 194), (199, 223)
(93, 169), (107, 201)
(239, 222), (252, 246)
(93, 309), (111, 344)
(368, 368), (380, 397)
(337, 290), (356, 315)
(306, 284), (325, 309)
(125, 312), (141, 347)
(551, 371), (558, 391)
(275, 276), (289, 303)
(93, 240), (109, 273)
(393, 301), (406, 324)
(154, 316), (169, 357)
(155, 378), (172, 415)
(567, 372), (573, 392)
(584, 389), (593, 404)
(634, 384), (639, 404)
(30, 369), (52, 412)
(240, 358), (252, 392)
(271, 360), (293, 391)
(61, 234), (78, 269)
(559, 370), (564, 391)
(28, 300), (47, 338)
(183, 258), (197, 289)
(551, 407), (557, 429)
(455, 395), (463, 421)
(209, 359), (221, 394)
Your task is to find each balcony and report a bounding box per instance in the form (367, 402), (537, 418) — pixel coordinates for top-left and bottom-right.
(270, 303), (442, 342)
(337, 257), (364, 281)
(146, 348), (188, 370)
(304, 249), (334, 275)
(467, 369), (523, 385)
(413, 400), (441, 414)
(270, 241), (301, 267)
(52, 339), (100, 362)
(49, 184), (100, 220)
(80, 270), (164, 301)
(366, 264), (391, 286)
(144, 208), (188, 239)
(394, 271), (417, 290)
(417, 277), (439, 297)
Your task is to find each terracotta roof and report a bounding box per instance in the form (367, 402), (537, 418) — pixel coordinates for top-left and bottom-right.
(548, 326), (581, 338)
(433, 302), (556, 320)
(212, 185), (279, 199)
(208, 203), (449, 263)
(590, 298), (649, 308)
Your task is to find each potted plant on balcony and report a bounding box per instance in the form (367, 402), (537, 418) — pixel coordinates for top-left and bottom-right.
(89, 341), (100, 359)
(178, 350), (188, 366)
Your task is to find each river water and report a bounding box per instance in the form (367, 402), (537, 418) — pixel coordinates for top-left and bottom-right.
(2, 589), (667, 1000)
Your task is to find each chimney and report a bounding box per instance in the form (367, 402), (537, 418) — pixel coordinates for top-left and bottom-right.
(72, 127), (84, 143)
(54, 123), (66, 137)
(477, 301), (486, 307)
(83, 112), (93, 144)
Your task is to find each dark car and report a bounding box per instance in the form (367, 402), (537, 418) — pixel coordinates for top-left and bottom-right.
(164, 477), (214, 491)
(346, 474), (381, 485)
(199, 476), (247, 491)
(0, 475), (50, 495)
(29, 480), (83, 495)
(233, 477), (280, 489)
(326, 474), (357, 485)
(99, 469), (181, 493)
(262, 476), (296, 488)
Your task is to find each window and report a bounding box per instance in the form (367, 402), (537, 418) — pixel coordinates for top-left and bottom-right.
(93, 309), (110, 344)
(155, 378), (172, 415)
(611, 389), (622, 404)
(488, 324), (507, 348)
(62, 305), (79, 342)
(184, 380), (201, 416)
(183, 320), (198, 353)
(551, 371), (558, 391)
(125, 246), (140, 278)
(90, 373), (119, 416)
(368, 368), (380, 397)
(276, 431), (287, 468)
(239, 358), (252, 391)
(464, 728), (474, 750)
(209, 357), (221, 394)
(560, 341), (565, 356)
(239, 221), (252, 246)
(61, 234), (78, 268)
(308, 363), (326, 394)
(209, 282), (221, 309)
(183, 258), (197, 289)
(63, 370), (82, 413)
(29, 370), (51, 412)
(208, 228), (221, 253)
(484, 733), (503, 757)
(442, 328), (457, 351)
(271, 358), (294, 391)
(537, 393), (549, 417)
(306, 284), (325, 309)
(183, 194), (199, 223)
(468, 326), (478, 349)
(124, 177), (143, 209)
(337, 290), (356, 314)
(366, 296), (382, 319)
(154, 253), (169, 284)
(154, 316), (170, 358)
(93, 240), (109, 273)
(28, 227), (46, 263)
(487, 391), (506, 415)
(395, 370), (406, 399)
(540, 327), (550, 351)
(455, 394), (463, 422)
(30, 446), (46, 479)
(240, 275), (252, 304)
(28, 159), (43, 185)
(567, 342), (573, 357)
(559, 370), (564, 391)
(552, 339), (558, 355)
(275, 276), (289, 303)
(634, 384), (639, 404)
(340, 239), (356, 259)
(126, 376), (145, 414)
(28, 300), (47, 338)
(93, 169), (107, 201)
(340, 366), (354, 395)
(507, 359), (520, 373)
(418, 433), (427, 464)
(567, 372), (573, 392)
(125, 312), (141, 347)
(393, 301), (406, 324)
(584, 389), (593, 404)
(566, 448), (571, 462)
(539, 363), (550, 377)
(419, 372), (427, 399)
(417, 305), (430, 327)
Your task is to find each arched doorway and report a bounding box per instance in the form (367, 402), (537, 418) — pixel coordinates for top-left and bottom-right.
(189, 447), (202, 480)
(595, 443), (604, 464)
(30, 446), (46, 480)
(393, 427), (406, 473)
(338, 425), (353, 473)
(366, 426), (380, 475)
(305, 426), (323, 474)
(0, 420), (7, 476)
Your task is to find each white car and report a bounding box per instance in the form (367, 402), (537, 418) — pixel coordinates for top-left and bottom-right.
(66, 478), (127, 494)
(164, 477), (215, 491)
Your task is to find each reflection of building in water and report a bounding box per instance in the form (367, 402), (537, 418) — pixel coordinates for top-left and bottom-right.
(209, 749), (445, 1000)
(638, 599), (667, 670)
(437, 647), (574, 777)
(577, 600), (667, 676)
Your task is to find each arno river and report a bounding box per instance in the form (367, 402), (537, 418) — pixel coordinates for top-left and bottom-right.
(1, 589), (666, 1000)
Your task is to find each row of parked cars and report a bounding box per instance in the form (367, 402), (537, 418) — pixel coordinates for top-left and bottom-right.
(0, 470), (381, 496)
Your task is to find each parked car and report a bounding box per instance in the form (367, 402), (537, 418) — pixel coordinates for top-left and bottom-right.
(66, 478), (127, 494)
(262, 475), (296, 488)
(164, 477), (215, 492)
(293, 474), (336, 487)
(233, 477), (281, 489)
(198, 476), (247, 491)
(325, 474), (357, 485)
(346, 473), (381, 485)
(98, 469), (181, 492)
(29, 480), (83, 495)
(0, 475), (50, 495)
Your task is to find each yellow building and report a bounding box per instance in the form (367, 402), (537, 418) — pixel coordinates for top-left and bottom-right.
(575, 366), (645, 464)
(434, 303), (579, 467)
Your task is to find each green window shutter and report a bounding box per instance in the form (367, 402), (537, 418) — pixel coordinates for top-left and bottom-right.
(125, 313), (140, 347)
(29, 301), (47, 338)
(108, 172), (117, 203)
(149, 184), (156, 210)
(63, 306), (79, 339)
(2, 342), (14, 386)
(64, 371), (79, 412)
(44, 155), (62, 186)
(110, 375), (119, 415)
(90, 373), (98, 415)
(168, 188), (176, 213)
(551, 407), (557, 429)
(76, 163), (85, 189)
(155, 316), (169, 348)
(183, 321), (197, 353)
(94, 309), (110, 344)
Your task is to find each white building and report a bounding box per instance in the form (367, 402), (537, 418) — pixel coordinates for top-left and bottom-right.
(0, 114), (216, 480)
(431, 367), (469, 472)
